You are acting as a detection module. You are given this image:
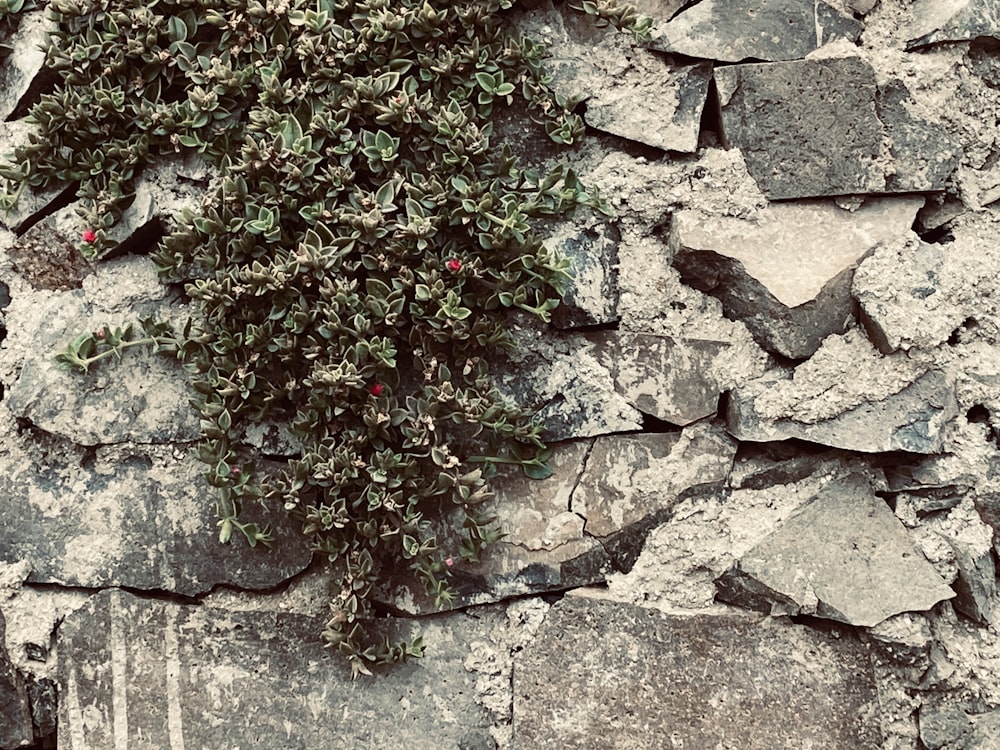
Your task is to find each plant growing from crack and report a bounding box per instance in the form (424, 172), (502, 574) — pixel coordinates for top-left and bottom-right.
(6, 0), (649, 676)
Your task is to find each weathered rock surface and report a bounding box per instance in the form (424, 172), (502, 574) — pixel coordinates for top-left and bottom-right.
(0, 440), (311, 595)
(59, 589), (499, 749)
(726, 332), (958, 453)
(907, 0), (1000, 48)
(514, 595), (882, 749)
(0, 121), (74, 234)
(716, 57), (959, 199)
(650, 0), (862, 62)
(670, 196), (923, 358)
(5, 259), (201, 445)
(716, 473), (955, 627)
(548, 219), (621, 329)
(0, 611), (33, 750)
(0, 11), (54, 121)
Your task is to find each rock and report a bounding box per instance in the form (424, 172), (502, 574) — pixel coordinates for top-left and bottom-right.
(716, 57), (958, 199)
(5, 270), (201, 446)
(726, 332), (959, 454)
(571, 421), (737, 569)
(591, 330), (729, 426)
(549, 219), (621, 329)
(907, 0), (1000, 48)
(7, 208), (95, 291)
(716, 473), (955, 627)
(513, 595), (881, 749)
(867, 613), (933, 668)
(650, 0), (862, 63)
(25, 676), (57, 743)
(669, 196), (923, 358)
(494, 323), (643, 441)
(919, 702), (976, 750)
(967, 711), (1000, 750)
(0, 610), (32, 750)
(58, 589), (498, 749)
(0, 441), (311, 595)
(0, 11), (54, 121)
(0, 121), (74, 234)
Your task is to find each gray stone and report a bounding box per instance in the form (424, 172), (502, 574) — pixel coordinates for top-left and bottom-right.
(867, 613), (933, 668)
(716, 473), (955, 627)
(25, 677), (57, 743)
(967, 711), (1000, 750)
(549, 220), (621, 329)
(920, 702), (976, 750)
(6, 285), (201, 446)
(8, 208), (95, 291)
(0, 121), (74, 234)
(669, 197), (923, 358)
(0, 11), (54, 121)
(513, 595), (882, 749)
(717, 57), (958, 199)
(59, 589), (497, 750)
(592, 330), (729, 426)
(0, 609), (32, 750)
(907, 0), (1000, 48)
(0, 442), (311, 595)
(650, 0), (862, 62)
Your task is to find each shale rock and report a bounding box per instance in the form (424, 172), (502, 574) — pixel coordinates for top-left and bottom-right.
(716, 473), (955, 627)
(650, 0), (862, 62)
(514, 595), (881, 749)
(716, 57), (959, 199)
(907, 0), (1000, 49)
(726, 332), (959, 453)
(0, 442), (311, 595)
(549, 219), (621, 329)
(59, 590), (497, 749)
(670, 196), (923, 358)
(0, 611), (32, 750)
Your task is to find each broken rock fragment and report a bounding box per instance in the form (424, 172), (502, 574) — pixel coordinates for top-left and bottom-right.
(650, 0), (862, 63)
(907, 0), (1000, 48)
(670, 196), (923, 358)
(548, 219), (621, 329)
(514, 595), (881, 749)
(716, 473), (955, 627)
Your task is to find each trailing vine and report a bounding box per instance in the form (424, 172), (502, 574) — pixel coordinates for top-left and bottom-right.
(2, 0), (649, 675)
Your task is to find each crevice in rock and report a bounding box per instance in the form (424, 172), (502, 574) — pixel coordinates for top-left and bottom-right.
(698, 75), (724, 149)
(947, 316), (978, 346)
(10, 181), (79, 236)
(99, 217), (165, 261)
(917, 222), (956, 245)
(640, 412), (682, 433)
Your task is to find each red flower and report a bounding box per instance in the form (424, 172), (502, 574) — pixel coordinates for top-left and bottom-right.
(444, 557), (454, 568)
(230, 465), (241, 478)
(370, 382), (385, 396)
(82, 229), (97, 243)
(445, 258), (462, 272)
(95, 327), (105, 340)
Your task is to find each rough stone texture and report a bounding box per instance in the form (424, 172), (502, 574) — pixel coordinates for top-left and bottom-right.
(670, 196), (923, 358)
(0, 610), (33, 750)
(5, 259), (201, 445)
(7, 208), (95, 291)
(716, 56), (959, 199)
(591, 330), (729, 426)
(650, 0), (862, 62)
(548, 219), (620, 329)
(0, 122), (73, 234)
(514, 595), (882, 749)
(907, 0), (1000, 48)
(59, 589), (498, 750)
(726, 331), (959, 453)
(716, 473), (955, 627)
(0, 11), (54, 121)
(0, 438), (311, 595)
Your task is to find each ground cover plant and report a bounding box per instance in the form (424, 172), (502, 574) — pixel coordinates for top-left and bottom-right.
(1, 0), (648, 675)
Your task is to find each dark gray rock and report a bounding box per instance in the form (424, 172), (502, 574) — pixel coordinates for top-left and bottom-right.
(59, 589), (498, 750)
(0, 610), (33, 750)
(513, 595), (882, 749)
(650, 0), (862, 62)
(919, 702), (976, 750)
(716, 57), (957, 199)
(907, 0), (1000, 48)
(727, 367), (959, 454)
(716, 474), (955, 627)
(26, 676), (57, 743)
(669, 197), (923, 358)
(549, 220), (621, 329)
(0, 442), (311, 595)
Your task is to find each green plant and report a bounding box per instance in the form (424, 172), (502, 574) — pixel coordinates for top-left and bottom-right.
(8, 0), (648, 676)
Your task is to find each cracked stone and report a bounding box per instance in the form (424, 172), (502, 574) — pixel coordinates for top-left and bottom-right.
(0, 610), (32, 750)
(650, 0), (862, 63)
(0, 441), (311, 595)
(670, 196), (923, 358)
(514, 595), (881, 749)
(0, 11), (54, 121)
(716, 57), (958, 199)
(58, 589), (499, 749)
(549, 220), (621, 329)
(867, 613), (933, 668)
(907, 0), (1000, 49)
(715, 473), (955, 627)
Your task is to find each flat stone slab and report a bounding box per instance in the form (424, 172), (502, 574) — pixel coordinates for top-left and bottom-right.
(716, 473), (955, 627)
(513, 596), (882, 749)
(650, 0), (861, 62)
(0, 441), (311, 595)
(907, 0), (1000, 48)
(716, 57), (959, 199)
(670, 196), (923, 358)
(58, 590), (498, 749)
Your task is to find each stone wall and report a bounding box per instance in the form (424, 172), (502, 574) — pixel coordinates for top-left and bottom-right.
(3, 1), (1000, 748)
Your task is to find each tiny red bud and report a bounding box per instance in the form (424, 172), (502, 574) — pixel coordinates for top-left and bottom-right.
(230, 465), (241, 477)
(95, 328), (105, 340)
(82, 229), (97, 243)
(444, 557), (454, 568)
(370, 382), (385, 396)
(445, 258), (462, 272)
